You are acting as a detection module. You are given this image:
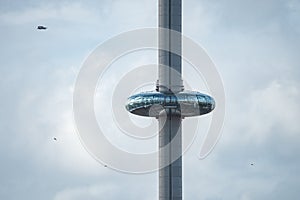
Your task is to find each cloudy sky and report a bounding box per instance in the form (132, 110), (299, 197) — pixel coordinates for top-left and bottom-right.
(1, 0), (300, 199)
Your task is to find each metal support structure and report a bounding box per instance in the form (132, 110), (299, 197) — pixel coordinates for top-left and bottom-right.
(158, 0), (182, 94)
(125, 1), (215, 199)
(159, 112), (182, 200)
(158, 0), (182, 199)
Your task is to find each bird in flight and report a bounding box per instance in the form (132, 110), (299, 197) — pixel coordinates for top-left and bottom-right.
(53, 137), (57, 141)
(37, 25), (47, 30)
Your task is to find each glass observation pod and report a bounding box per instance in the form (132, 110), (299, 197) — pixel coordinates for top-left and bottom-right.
(125, 90), (215, 117)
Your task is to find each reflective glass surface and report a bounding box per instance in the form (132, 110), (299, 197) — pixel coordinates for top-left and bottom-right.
(126, 90), (215, 117)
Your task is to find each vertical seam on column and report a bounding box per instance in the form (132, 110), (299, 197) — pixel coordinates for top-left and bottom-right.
(168, 0), (171, 93)
(169, 110), (172, 199)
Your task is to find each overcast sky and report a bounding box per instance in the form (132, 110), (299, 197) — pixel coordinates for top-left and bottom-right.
(0, 0), (300, 200)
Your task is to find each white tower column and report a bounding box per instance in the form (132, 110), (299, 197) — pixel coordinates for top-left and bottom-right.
(158, 0), (182, 200)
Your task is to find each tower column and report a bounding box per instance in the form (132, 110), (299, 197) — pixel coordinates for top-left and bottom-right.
(126, 1), (215, 199)
(158, 0), (182, 93)
(158, 0), (182, 200)
(159, 112), (182, 200)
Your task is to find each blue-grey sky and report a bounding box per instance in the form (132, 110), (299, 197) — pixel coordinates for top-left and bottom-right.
(0, 0), (300, 199)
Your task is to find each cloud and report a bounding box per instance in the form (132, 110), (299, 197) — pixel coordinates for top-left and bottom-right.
(247, 80), (299, 140)
(0, 2), (98, 25)
(54, 184), (118, 200)
(0, 0), (300, 199)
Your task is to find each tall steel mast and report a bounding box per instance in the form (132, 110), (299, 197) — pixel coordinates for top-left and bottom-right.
(125, 1), (215, 199)
(158, 0), (183, 199)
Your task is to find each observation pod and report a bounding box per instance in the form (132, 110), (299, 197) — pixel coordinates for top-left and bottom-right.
(125, 91), (215, 118)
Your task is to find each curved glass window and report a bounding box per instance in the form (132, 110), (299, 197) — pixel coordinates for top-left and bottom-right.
(125, 90), (215, 117)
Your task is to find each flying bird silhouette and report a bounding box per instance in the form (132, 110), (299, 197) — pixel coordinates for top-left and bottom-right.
(37, 25), (47, 30)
